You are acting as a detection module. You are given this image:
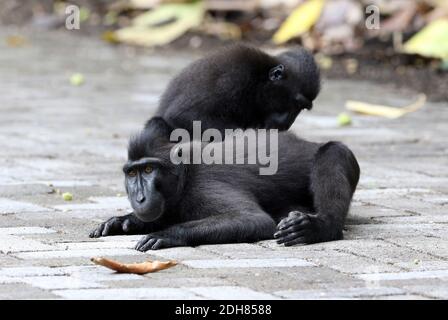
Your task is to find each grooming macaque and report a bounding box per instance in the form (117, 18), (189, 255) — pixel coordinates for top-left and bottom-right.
(90, 118), (360, 251)
(156, 44), (320, 134)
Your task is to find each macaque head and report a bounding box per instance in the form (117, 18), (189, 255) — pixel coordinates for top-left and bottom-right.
(262, 47), (321, 130)
(124, 118), (184, 222)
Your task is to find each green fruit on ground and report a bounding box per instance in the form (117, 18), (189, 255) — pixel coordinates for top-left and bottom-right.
(62, 192), (73, 201)
(70, 73), (84, 86)
(337, 113), (352, 126)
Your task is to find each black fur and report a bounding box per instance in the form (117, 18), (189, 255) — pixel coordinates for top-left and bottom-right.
(156, 44), (320, 133)
(90, 118), (360, 250)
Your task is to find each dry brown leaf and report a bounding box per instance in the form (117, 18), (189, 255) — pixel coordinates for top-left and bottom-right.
(91, 257), (177, 274)
(379, 2), (417, 36)
(6, 35), (28, 47)
(345, 94), (426, 119)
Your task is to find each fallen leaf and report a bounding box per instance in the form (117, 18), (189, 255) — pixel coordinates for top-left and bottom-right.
(345, 94), (426, 119)
(6, 35), (28, 47)
(315, 53), (333, 70)
(272, 0), (325, 45)
(403, 19), (448, 61)
(91, 257), (177, 274)
(425, 6), (448, 24)
(199, 20), (242, 40)
(114, 1), (205, 47)
(344, 58), (358, 74)
(102, 30), (120, 44)
(315, 0), (362, 31)
(380, 2), (417, 35)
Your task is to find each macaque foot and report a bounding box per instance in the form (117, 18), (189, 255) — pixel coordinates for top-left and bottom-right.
(135, 232), (187, 251)
(274, 211), (341, 246)
(89, 214), (145, 238)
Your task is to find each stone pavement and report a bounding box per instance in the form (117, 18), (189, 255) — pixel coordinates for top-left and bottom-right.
(0, 27), (447, 300)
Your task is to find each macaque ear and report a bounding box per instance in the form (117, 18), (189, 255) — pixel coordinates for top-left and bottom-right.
(269, 64), (285, 81)
(143, 117), (173, 141)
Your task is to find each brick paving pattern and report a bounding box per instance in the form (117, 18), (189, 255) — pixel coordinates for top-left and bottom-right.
(0, 28), (447, 299)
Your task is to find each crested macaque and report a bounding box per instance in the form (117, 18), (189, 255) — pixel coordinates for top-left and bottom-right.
(90, 118), (360, 251)
(156, 44), (320, 134)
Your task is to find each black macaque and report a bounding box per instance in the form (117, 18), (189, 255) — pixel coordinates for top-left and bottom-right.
(90, 117), (360, 251)
(156, 44), (320, 134)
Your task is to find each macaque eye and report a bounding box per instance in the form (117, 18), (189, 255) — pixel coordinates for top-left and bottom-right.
(269, 64), (284, 81)
(128, 170), (137, 177)
(144, 166), (153, 174)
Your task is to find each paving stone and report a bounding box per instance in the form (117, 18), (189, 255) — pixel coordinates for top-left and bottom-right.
(33, 180), (96, 187)
(99, 235), (143, 242)
(375, 215), (448, 224)
(0, 215), (25, 228)
(199, 243), (295, 259)
(220, 269), (357, 292)
(0, 198), (51, 214)
(0, 266), (65, 277)
(386, 237), (448, 259)
(318, 239), (435, 265)
(0, 226), (56, 235)
(1, 27), (447, 300)
(16, 210), (120, 221)
(0, 235), (57, 253)
(274, 287), (405, 299)
(186, 286), (277, 300)
(60, 265), (143, 281)
(150, 246), (222, 260)
(393, 260), (448, 271)
(0, 283), (59, 299)
(55, 241), (137, 250)
(53, 196), (130, 211)
(356, 269), (448, 281)
(18, 255), (145, 268)
(22, 276), (105, 290)
(277, 266), (362, 285)
(102, 277), (231, 289)
(53, 287), (200, 299)
(403, 285), (448, 299)
(14, 248), (143, 259)
(353, 188), (434, 201)
(344, 223), (444, 239)
(370, 294), (430, 300)
(182, 258), (314, 269)
(0, 253), (21, 267)
(308, 252), (403, 274)
(348, 203), (413, 220)
(0, 276), (19, 284)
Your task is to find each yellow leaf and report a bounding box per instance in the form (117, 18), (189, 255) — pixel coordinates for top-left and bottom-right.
(345, 94), (426, 119)
(114, 1), (204, 47)
(403, 19), (448, 61)
(273, 0), (325, 45)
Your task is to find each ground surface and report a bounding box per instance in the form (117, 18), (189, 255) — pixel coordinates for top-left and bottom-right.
(0, 28), (447, 300)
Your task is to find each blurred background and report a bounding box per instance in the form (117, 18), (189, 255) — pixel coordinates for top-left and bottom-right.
(1, 0), (447, 101)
